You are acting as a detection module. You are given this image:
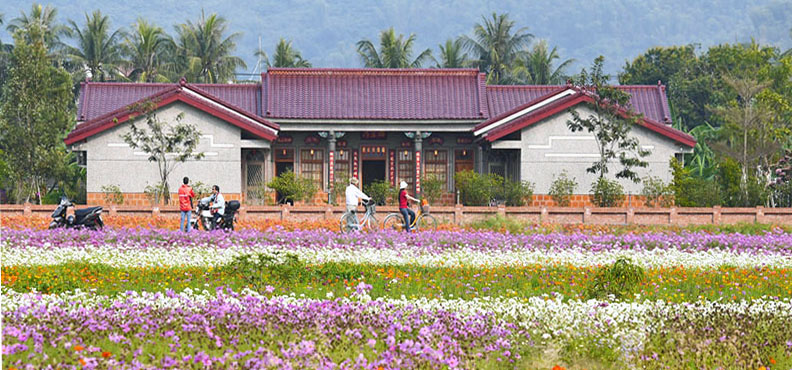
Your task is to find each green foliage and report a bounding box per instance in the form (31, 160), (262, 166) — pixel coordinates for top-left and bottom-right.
(122, 18), (173, 82)
(122, 101), (204, 205)
(364, 179), (395, 206)
(329, 174), (349, 206)
(462, 13), (533, 84)
(670, 157), (721, 207)
(143, 181), (167, 205)
(356, 27), (432, 68)
(716, 158), (768, 207)
(420, 175), (445, 204)
(498, 178), (534, 206)
(467, 215), (531, 234)
(100, 184), (124, 205)
(640, 176), (673, 208)
(255, 38), (311, 69)
(567, 56), (650, 182)
(224, 252), (306, 291)
(0, 30), (75, 204)
(172, 11), (246, 83)
(266, 169), (318, 204)
(191, 181), (212, 200)
(590, 177), (624, 207)
(511, 39), (574, 85)
(549, 171), (578, 207)
(585, 258), (646, 300)
(66, 10), (124, 82)
(454, 170), (498, 206)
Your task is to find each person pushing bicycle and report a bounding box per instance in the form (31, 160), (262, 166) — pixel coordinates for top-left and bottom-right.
(345, 178), (370, 227)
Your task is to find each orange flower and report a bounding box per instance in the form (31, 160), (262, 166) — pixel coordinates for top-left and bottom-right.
(79, 358), (86, 366)
(553, 366), (566, 370)
(770, 357), (776, 364)
(73, 345), (84, 351)
(102, 351), (112, 358)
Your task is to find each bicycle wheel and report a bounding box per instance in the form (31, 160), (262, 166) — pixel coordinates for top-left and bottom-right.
(382, 213), (406, 231)
(339, 212), (356, 233)
(416, 214), (438, 230)
(363, 214), (379, 231)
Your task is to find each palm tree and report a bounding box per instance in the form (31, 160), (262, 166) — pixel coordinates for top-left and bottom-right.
(463, 13), (533, 84)
(173, 11), (246, 83)
(255, 38), (311, 69)
(356, 27), (432, 68)
(7, 4), (69, 52)
(123, 18), (173, 82)
(512, 40), (573, 85)
(66, 10), (124, 82)
(433, 38), (469, 68)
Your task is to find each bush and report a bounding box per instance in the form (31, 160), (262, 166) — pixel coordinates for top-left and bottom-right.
(191, 181), (212, 200)
(497, 179), (534, 206)
(585, 257), (645, 300)
(549, 171), (578, 206)
(421, 175), (445, 204)
(143, 182), (167, 205)
(329, 174), (349, 206)
(717, 158), (767, 207)
(100, 184), (124, 205)
(364, 180), (395, 206)
(266, 170), (318, 204)
(591, 177), (624, 207)
(670, 158), (721, 207)
(454, 170), (498, 206)
(640, 176), (673, 207)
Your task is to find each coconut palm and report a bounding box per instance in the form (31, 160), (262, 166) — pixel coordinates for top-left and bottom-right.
(356, 27), (432, 68)
(512, 40), (574, 85)
(7, 4), (68, 52)
(433, 38), (469, 68)
(66, 10), (124, 82)
(255, 38), (311, 69)
(123, 18), (173, 82)
(173, 11), (246, 83)
(463, 13), (533, 84)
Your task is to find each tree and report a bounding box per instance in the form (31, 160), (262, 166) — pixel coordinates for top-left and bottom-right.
(66, 10), (124, 82)
(709, 76), (777, 199)
(173, 11), (246, 83)
(0, 27), (75, 204)
(255, 38), (311, 68)
(7, 3), (68, 53)
(512, 40), (573, 85)
(122, 101), (204, 205)
(123, 18), (173, 82)
(566, 56), (650, 182)
(462, 13), (532, 84)
(356, 27), (432, 68)
(433, 38), (469, 68)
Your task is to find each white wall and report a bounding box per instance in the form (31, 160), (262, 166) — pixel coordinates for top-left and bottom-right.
(83, 102), (242, 193)
(513, 106), (685, 194)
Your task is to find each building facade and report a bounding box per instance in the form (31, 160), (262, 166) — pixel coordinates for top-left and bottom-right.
(65, 68), (695, 206)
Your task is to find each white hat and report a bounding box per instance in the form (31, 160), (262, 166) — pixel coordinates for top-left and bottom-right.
(350, 177), (359, 185)
(399, 181), (408, 189)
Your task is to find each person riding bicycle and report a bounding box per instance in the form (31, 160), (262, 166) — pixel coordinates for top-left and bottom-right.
(398, 181), (419, 232)
(345, 178), (370, 227)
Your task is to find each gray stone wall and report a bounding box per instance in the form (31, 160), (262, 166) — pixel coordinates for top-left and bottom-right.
(514, 106), (684, 194)
(83, 102), (242, 194)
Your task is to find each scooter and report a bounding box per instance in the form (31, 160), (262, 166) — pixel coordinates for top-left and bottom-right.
(190, 198), (240, 231)
(49, 196), (104, 230)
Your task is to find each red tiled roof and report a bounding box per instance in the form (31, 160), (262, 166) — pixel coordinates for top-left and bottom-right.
(486, 83), (673, 124)
(479, 87), (695, 147)
(66, 82), (278, 145)
(262, 68), (487, 120)
(77, 82), (260, 121)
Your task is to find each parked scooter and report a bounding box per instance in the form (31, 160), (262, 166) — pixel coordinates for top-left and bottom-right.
(190, 197), (240, 231)
(49, 196), (104, 230)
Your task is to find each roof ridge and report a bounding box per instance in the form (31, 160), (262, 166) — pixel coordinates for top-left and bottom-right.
(266, 68), (480, 76)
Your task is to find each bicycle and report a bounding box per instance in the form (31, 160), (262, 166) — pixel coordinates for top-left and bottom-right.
(383, 199), (438, 232)
(339, 199), (378, 232)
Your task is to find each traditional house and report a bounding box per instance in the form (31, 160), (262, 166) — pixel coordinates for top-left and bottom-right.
(65, 68), (694, 206)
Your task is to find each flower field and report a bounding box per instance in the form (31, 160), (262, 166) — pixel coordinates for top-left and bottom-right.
(3, 227), (792, 369)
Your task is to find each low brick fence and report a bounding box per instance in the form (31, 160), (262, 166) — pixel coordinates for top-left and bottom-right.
(2, 203), (791, 226)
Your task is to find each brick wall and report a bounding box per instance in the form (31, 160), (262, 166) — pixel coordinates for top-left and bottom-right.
(87, 193), (243, 207)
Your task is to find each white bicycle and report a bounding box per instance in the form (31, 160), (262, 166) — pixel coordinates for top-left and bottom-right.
(339, 199), (378, 232)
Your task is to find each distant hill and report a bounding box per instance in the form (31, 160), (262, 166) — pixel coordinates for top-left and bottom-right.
(2, 0), (791, 78)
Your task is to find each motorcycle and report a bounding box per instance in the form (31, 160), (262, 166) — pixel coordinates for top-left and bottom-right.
(49, 196), (104, 230)
(190, 197), (240, 231)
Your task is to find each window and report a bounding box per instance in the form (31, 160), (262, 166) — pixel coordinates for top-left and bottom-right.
(397, 149), (414, 190)
(300, 149), (324, 188)
(425, 149), (448, 187)
(335, 148), (350, 181)
(455, 149), (474, 173)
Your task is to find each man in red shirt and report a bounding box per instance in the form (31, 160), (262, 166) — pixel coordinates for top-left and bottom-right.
(178, 177), (196, 232)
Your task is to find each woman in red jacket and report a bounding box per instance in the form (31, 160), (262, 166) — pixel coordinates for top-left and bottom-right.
(398, 181), (419, 232)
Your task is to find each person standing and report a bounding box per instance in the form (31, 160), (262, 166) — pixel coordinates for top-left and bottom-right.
(345, 177), (370, 227)
(398, 181), (419, 232)
(210, 185), (225, 229)
(178, 177), (195, 232)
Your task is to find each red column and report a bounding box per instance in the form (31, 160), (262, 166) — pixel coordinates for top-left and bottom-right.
(352, 149), (359, 179)
(415, 150), (422, 194)
(389, 150), (395, 186)
(328, 150), (335, 186)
